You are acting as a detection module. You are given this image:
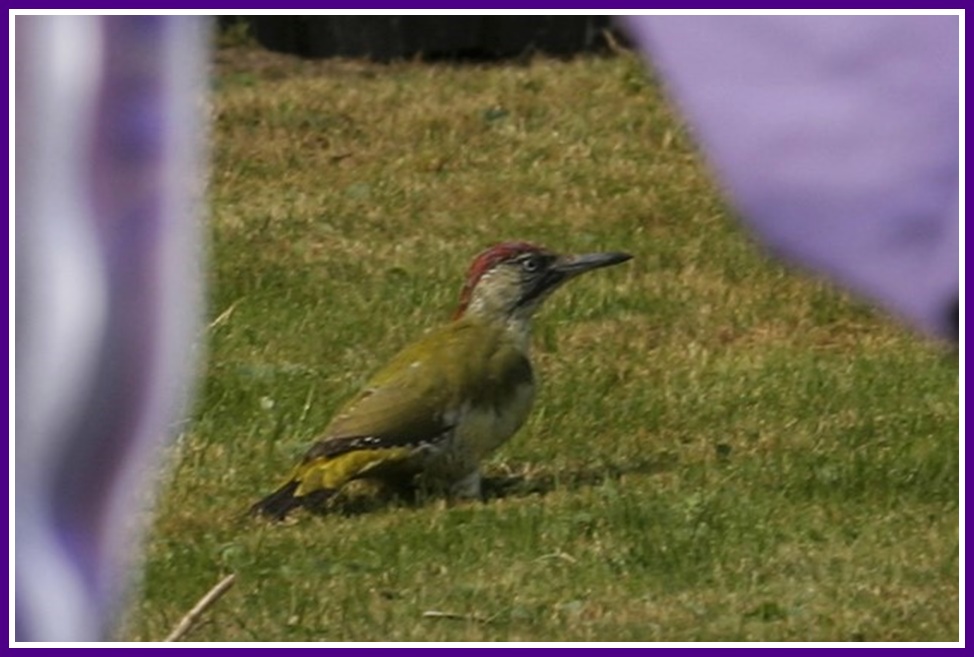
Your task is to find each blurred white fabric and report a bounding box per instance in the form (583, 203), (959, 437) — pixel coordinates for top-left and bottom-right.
(623, 15), (959, 339)
(14, 15), (207, 641)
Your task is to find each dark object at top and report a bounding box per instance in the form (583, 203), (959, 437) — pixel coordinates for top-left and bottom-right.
(231, 16), (621, 61)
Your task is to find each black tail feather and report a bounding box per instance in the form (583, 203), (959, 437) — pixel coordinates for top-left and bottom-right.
(249, 481), (336, 521)
(249, 480), (302, 521)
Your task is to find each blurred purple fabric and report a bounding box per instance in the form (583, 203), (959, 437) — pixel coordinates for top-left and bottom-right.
(15, 16), (207, 641)
(623, 15), (959, 339)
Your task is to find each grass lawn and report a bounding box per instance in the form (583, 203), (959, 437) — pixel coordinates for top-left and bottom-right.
(122, 36), (959, 642)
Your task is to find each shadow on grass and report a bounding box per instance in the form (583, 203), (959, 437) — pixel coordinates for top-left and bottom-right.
(303, 453), (680, 518)
(483, 454), (678, 500)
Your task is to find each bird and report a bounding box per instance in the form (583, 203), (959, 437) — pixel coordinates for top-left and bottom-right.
(250, 241), (632, 520)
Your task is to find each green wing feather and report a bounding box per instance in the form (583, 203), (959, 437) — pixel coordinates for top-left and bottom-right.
(324, 318), (532, 443)
(251, 318), (532, 520)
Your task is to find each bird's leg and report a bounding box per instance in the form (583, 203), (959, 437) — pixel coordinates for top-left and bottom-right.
(449, 468), (484, 502)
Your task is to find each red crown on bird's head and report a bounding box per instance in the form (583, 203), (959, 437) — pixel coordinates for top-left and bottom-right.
(453, 241), (548, 319)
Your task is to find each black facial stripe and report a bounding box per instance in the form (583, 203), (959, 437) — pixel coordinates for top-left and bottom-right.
(515, 267), (565, 309)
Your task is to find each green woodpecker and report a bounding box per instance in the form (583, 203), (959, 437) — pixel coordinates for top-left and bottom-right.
(250, 242), (631, 520)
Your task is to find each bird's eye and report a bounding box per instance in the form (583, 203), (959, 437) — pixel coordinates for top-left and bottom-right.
(521, 256), (542, 273)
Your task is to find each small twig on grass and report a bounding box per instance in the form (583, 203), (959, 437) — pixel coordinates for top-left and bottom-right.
(422, 609), (494, 624)
(164, 573), (237, 642)
(535, 551), (577, 564)
(207, 300), (241, 333)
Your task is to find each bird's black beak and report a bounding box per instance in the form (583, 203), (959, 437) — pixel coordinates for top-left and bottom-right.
(552, 252), (633, 278)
